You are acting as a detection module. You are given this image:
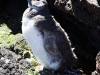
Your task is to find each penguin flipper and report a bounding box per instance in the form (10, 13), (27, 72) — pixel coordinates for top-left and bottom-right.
(43, 31), (61, 56)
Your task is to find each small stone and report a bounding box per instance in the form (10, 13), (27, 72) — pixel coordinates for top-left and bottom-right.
(7, 53), (13, 59)
(11, 68), (17, 74)
(0, 60), (5, 67)
(3, 64), (9, 69)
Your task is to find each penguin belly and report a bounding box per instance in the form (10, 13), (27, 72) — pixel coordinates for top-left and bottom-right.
(22, 17), (61, 70)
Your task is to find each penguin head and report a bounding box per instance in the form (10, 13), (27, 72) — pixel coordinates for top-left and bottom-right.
(27, 0), (47, 10)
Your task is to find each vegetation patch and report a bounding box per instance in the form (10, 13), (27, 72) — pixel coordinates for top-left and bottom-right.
(0, 23), (22, 47)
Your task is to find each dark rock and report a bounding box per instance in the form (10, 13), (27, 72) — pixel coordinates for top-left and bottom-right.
(23, 52), (31, 59)
(46, 0), (100, 74)
(54, 0), (100, 53)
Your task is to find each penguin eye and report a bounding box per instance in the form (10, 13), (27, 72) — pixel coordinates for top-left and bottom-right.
(42, 1), (47, 4)
(40, 31), (44, 37)
(42, 1), (45, 4)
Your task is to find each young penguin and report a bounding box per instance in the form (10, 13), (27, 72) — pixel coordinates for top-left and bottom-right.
(22, 0), (77, 71)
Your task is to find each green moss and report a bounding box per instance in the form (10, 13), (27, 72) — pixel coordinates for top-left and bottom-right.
(0, 23), (22, 47)
(25, 69), (40, 75)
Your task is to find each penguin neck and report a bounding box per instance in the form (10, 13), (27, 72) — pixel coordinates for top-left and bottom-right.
(29, 6), (43, 11)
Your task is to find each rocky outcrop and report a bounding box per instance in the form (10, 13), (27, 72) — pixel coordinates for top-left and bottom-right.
(54, 0), (100, 53)
(47, 0), (100, 74)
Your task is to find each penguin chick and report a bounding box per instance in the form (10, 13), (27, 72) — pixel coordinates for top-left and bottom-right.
(22, 0), (77, 71)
